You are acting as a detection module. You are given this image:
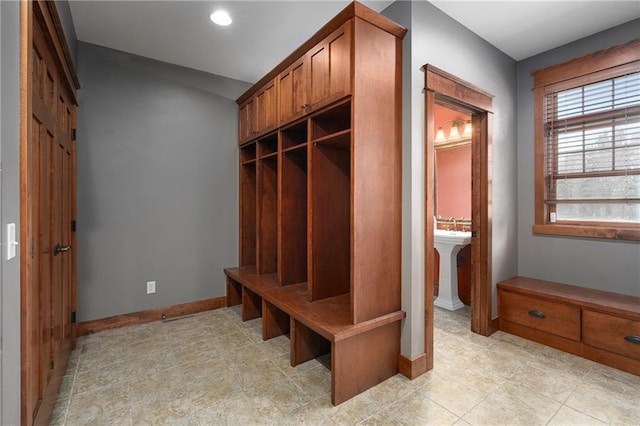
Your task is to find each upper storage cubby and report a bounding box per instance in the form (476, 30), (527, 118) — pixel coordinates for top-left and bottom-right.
(240, 142), (256, 164)
(311, 100), (351, 147)
(281, 121), (308, 151)
(258, 133), (278, 159)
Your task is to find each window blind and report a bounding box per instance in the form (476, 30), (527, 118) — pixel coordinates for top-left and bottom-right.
(544, 71), (640, 223)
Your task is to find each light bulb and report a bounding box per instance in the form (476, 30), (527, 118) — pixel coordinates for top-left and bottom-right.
(449, 125), (460, 140)
(210, 10), (232, 26)
(435, 129), (446, 143)
(462, 121), (472, 138)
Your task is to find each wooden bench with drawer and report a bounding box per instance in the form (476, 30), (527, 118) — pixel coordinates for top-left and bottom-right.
(497, 276), (640, 376)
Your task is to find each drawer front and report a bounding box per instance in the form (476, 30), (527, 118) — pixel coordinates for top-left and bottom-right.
(499, 290), (581, 341)
(583, 310), (640, 361)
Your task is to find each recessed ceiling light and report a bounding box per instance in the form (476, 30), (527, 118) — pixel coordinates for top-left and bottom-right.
(210, 10), (232, 26)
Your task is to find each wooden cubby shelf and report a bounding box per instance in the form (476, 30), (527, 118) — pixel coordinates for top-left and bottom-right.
(259, 151), (278, 160)
(282, 143), (307, 153)
(312, 129), (351, 149)
(227, 1), (407, 406)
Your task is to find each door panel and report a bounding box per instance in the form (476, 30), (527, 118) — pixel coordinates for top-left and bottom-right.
(278, 57), (307, 124)
(255, 80), (277, 135)
(238, 97), (255, 144)
(24, 11), (78, 425)
(308, 21), (351, 110)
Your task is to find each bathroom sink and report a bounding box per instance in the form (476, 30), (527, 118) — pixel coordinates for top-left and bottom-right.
(434, 229), (472, 245)
(433, 229), (472, 311)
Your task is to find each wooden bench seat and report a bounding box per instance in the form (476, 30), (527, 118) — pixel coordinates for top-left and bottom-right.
(224, 266), (405, 405)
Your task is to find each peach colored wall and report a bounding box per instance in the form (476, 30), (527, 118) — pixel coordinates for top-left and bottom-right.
(436, 144), (471, 219)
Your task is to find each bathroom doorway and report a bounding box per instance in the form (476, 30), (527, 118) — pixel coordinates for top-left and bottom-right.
(423, 65), (494, 370)
(433, 104), (473, 311)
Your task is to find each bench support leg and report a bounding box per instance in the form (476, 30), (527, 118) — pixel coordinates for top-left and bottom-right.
(332, 321), (401, 405)
(263, 300), (290, 340)
(242, 287), (262, 321)
(290, 319), (330, 366)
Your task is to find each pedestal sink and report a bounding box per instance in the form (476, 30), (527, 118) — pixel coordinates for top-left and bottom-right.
(434, 229), (472, 311)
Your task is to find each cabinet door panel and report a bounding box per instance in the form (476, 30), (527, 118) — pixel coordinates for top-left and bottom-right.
(309, 22), (351, 110)
(239, 98), (255, 144)
(279, 58), (307, 124)
(255, 80), (277, 135)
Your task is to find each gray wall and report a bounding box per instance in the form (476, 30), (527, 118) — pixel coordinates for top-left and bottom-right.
(77, 42), (249, 321)
(384, 0), (519, 359)
(1, 1), (22, 424)
(517, 20), (640, 297)
(411, 1), (519, 315)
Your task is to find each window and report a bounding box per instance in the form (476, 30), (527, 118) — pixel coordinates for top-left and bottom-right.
(533, 40), (640, 241)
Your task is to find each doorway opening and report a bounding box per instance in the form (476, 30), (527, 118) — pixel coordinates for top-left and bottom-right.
(423, 65), (494, 370)
(433, 103), (472, 313)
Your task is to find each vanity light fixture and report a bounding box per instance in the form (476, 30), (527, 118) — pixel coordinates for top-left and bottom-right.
(210, 10), (232, 26)
(435, 119), (472, 144)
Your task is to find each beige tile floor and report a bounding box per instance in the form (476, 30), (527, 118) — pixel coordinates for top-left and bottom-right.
(51, 305), (640, 425)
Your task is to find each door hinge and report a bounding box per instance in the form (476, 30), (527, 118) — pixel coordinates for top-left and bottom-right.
(71, 220), (77, 232)
(71, 311), (77, 324)
(31, 237), (35, 259)
(72, 128), (77, 141)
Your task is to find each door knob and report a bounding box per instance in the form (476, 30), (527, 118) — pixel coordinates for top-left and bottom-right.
(54, 243), (71, 256)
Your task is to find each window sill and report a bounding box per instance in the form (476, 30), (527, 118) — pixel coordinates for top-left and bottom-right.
(532, 223), (640, 241)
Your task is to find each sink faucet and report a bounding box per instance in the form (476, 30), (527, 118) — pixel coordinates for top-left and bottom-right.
(449, 217), (457, 231)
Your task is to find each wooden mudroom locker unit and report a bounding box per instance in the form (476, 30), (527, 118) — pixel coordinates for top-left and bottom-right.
(224, 2), (407, 405)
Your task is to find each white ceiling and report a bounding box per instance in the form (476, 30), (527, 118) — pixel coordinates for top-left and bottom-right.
(68, 1), (640, 84)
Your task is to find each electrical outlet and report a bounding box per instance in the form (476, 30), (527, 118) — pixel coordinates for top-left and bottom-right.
(146, 281), (156, 294)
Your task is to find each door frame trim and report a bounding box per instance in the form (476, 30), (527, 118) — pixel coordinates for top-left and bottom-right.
(423, 64), (494, 369)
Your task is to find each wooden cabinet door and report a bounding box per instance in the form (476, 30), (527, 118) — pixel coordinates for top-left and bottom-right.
(308, 21), (351, 111)
(238, 97), (255, 144)
(278, 56), (308, 124)
(255, 79), (277, 135)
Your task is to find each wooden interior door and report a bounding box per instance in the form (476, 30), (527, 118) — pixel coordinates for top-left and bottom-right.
(22, 3), (78, 424)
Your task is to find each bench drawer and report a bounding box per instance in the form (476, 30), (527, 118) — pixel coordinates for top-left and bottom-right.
(583, 310), (640, 361)
(499, 290), (581, 341)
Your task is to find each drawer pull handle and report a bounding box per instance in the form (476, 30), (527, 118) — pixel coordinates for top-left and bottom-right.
(625, 335), (640, 345)
(528, 310), (545, 319)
